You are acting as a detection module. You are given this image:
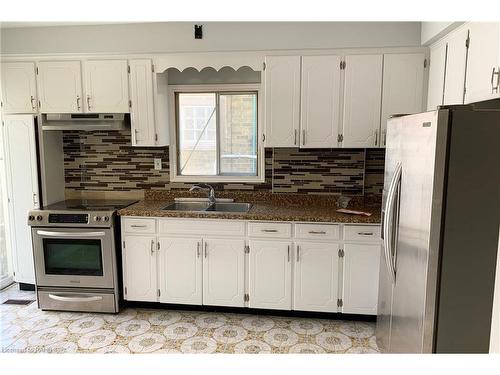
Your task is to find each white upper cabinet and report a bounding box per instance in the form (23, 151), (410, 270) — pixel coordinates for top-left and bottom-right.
(37, 61), (83, 113)
(248, 240), (292, 310)
(465, 22), (500, 103)
(381, 53), (425, 146)
(443, 26), (469, 105)
(300, 55), (341, 148)
(1, 62), (38, 114)
(264, 56), (301, 147)
(128, 59), (157, 146)
(341, 54), (383, 148)
(427, 40), (447, 110)
(84, 60), (129, 113)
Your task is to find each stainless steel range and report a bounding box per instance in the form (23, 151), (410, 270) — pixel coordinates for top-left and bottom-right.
(28, 199), (136, 313)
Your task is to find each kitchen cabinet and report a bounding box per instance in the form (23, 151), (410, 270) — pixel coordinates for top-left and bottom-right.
(203, 238), (245, 307)
(341, 54), (383, 148)
(122, 235), (157, 302)
(293, 241), (339, 312)
(248, 240), (292, 310)
(84, 60), (129, 113)
(37, 61), (83, 113)
(0, 62), (38, 114)
(427, 40), (447, 110)
(2, 115), (39, 285)
(443, 26), (469, 105)
(342, 243), (381, 315)
(300, 55), (341, 148)
(465, 22), (500, 103)
(381, 53), (425, 146)
(158, 237), (202, 305)
(264, 56), (301, 147)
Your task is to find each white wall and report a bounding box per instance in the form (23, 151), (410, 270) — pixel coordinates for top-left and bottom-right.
(421, 22), (463, 45)
(0, 22), (422, 55)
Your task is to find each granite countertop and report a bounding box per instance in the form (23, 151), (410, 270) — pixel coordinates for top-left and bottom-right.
(118, 192), (382, 224)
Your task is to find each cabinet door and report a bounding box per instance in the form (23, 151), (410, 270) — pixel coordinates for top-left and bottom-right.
(264, 56), (301, 147)
(1, 62), (38, 114)
(158, 237), (202, 305)
(3, 115), (39, 284)
(123, 235), (157, 302)
(381, 53), (425, 146)
(427, 40), (447, 110)
(84, 60), (129, 113)
(465, 22), (500, 103)
(203, 238), (245, 307)
(342, 243), (381, 315)
(341, 54), (383, 148)
(37, 61), (83, 113)
(300, 55), (341, 148)
(443, 26), (469, 105)
(248, 240), (292, 310)
(293, 241), (339, 312)
(128, 59), (156, 146)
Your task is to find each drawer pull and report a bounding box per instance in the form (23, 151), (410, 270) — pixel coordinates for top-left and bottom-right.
(287, 245), (290, 262)
(357, 232), (374, 236)
(308, 230), (326, 234)
(131, 225), (147, 228)
(296, 245), (300, 262)
(204, 242), (208, 258)
(197, 242), (201, 258)
(261, 229), (278, 233)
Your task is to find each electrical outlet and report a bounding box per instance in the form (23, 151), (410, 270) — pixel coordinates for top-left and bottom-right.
(154, 158), (162, 170)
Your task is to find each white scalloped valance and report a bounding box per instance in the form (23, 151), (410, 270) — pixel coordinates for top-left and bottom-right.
(154, 52), (264, 73)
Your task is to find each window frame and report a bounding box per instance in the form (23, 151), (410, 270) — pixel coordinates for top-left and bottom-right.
(168, 84), (264, 183)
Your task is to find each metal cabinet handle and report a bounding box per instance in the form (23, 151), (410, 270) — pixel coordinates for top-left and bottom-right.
(375, 130), (378, 146)
(497, 66), (500, 92)
(197, 242), (201, 258)
(134, 129), (139, 142)
(32, 192), (38, 206)
(76, 96), (81, 110)
(302, 129), (306, 146)
(262, 229), (278, 233)
(308, 230), (326, 235)
(131, 225), (147, 228)
(87, 96), (91, 111)
(287, 245), (290, 262)
(492, 67), (500, 93)
(382, 130), (387, 146)
(150, 239), (154, 255)
(30, 96), (36, 111)
(296, 245), (300, 262)
(294, 129), (298, 145)
(204, 242), (208, 258)
(358, 232), (374, 236)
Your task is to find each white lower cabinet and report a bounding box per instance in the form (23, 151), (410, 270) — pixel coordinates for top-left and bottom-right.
(293, 241), (340, 313)
(203, 238), (245, 307)
(158, 237), (202, 305)
(248, 240), (292, 310)
(342, 243), (381, 315)
(122, 235), (157, 302)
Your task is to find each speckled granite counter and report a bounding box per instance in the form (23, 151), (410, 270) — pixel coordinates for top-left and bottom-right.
(118, 191), (381, 224)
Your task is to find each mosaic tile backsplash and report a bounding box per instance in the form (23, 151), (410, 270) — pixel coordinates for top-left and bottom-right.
(63, 130), (385, 196)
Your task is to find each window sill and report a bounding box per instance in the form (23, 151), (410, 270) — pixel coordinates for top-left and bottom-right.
(170, 174), (265, 184)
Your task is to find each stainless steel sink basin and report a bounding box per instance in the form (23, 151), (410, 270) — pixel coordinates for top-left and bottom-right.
(162, 201), (212, 211)
(205, 202), (252, 213)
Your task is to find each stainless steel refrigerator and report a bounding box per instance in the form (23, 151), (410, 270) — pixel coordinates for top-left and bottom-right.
(376, 103), (500, 353)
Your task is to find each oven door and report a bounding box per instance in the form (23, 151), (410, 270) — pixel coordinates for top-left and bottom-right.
(32, 227), (115, 289)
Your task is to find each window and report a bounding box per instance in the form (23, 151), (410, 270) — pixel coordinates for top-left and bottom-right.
(170, 84), (262, 182)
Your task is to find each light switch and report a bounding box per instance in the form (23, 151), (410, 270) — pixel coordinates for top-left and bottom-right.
(154, 158), (162, 170)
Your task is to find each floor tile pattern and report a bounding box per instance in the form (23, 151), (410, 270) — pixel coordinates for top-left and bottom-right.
(1, 284), (378, 354)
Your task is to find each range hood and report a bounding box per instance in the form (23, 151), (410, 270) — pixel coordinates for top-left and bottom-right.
(41, 113), (129, 131)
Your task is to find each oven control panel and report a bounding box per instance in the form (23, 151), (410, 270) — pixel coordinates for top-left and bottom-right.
(28, 210), (114, 227)
(48, 213), (89, 224)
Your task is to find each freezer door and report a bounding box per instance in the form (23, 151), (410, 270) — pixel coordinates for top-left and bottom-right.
(389, 110), (448, 353)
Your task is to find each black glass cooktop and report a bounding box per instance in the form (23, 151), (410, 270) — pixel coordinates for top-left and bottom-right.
(44, 199), (138, 212)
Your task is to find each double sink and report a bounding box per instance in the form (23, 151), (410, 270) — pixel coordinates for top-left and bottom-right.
(162, 201), (252, 214)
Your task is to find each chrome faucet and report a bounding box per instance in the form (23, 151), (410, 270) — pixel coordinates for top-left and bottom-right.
(189, 184), (216, 204)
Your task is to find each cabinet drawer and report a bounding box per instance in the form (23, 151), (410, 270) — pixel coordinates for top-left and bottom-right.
(343, 225), (381, 242)
(159, 219), (246, 237)
(248, 222), (292, 238)
(122, 218), (156, 234)
(295, 223), (339, 240)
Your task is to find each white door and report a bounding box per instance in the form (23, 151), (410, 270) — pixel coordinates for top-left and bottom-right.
(465, 22), (500, 103)
(381, 53), (425, 146)
(84, 60), (129, 113)
(158, 237), (202, 305)
(203, 238), (245, 307)
(300, 55), (341, 148)
(444, 25), (469, 105)
(293, 241), (339, 312)
(342, 243), (381, 315)
(128, 59), (156, 146)
(2, 115), (39, 284)
(264, 56), (301, 147)
(248, 240), (292, 310)
(427, 40), (447, 110)
(123, 235), (157, 302)
(1, 62), (38, 114)
(37, 61), (83, 113)
(341, 54), (383, 148)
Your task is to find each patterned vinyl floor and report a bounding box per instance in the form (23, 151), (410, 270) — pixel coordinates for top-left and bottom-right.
(0, 284), (379, 354)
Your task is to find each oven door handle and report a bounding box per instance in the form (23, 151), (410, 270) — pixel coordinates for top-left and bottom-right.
(48, 294), (103, 303)
(36, 230), (107, 237)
